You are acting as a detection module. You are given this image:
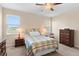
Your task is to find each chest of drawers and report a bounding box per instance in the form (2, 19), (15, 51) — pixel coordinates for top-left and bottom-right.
(60, 29), (74, 47)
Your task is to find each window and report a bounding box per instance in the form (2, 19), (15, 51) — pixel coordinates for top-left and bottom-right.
(6, 15), (20, 34)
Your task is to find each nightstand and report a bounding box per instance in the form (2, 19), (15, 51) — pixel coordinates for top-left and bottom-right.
(15, 38), (25, 47)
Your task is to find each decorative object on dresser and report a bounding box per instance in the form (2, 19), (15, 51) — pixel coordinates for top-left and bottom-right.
(49, 33), (54, 38)
(60, 28), (74, 47)
(15, 38), (25, 47)
(0, 40), (7, 56)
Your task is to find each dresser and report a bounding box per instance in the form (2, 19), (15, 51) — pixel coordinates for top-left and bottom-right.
(60, 29), (74, 47)
(0, 40), (7, 56)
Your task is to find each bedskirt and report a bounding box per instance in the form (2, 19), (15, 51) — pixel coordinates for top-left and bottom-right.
(25, 47), (58, 56)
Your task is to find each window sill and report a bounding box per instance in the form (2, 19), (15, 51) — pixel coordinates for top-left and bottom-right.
(7, 33), (17, 35)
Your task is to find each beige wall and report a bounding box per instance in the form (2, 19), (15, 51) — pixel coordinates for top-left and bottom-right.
(0, 6), (3, 42)
(2, 8), (50, 47)
(52, 9), (79, 48)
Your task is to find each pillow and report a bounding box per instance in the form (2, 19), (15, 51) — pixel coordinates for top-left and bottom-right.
(29, 31), (40, 36)
(38, 28), (47, 36)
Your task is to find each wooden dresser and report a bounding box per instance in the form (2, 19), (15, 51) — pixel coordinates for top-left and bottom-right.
(60, 29), (74, 47)
(0, 40), (7, 56)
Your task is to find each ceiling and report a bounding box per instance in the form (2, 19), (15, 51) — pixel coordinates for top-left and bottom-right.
(0, 3), (79, 17)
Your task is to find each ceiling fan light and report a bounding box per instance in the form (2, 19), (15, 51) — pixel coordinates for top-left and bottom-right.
(45, 3), (53, 10)
(45, 5), (50, 10)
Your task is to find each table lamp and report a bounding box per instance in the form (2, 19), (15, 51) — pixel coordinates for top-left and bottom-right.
(16, 28), (25, 39)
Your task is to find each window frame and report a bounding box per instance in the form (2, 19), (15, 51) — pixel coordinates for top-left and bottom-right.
(6, 14), (20, 35)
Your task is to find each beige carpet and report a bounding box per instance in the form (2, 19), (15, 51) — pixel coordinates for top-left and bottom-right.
(6, 46), (62, 56)
(57, 44), (79, 56)
(7, 46), (26, 56)
(6, 44), (79, 56)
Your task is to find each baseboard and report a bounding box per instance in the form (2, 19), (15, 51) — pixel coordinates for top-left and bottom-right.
(75, 45), (79, 49)
(6, 44), (15, 48)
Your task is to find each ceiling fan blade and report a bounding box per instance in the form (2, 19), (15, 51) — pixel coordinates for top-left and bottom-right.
(53, 3), (62, 5)
(36, 3), (44, 5)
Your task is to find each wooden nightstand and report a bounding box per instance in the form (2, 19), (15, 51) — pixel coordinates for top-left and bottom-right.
(15, 38), (25, 47)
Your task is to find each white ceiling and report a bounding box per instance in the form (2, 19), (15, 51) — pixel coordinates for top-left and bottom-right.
(0, 3), (79, 17)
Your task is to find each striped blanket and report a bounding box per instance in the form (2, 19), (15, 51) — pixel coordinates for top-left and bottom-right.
(25, 35), (58, 56)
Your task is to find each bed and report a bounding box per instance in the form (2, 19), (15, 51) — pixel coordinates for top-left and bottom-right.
(24, 31), (58, 56)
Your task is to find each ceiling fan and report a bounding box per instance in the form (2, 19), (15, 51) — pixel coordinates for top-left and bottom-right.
(35, 3), (62, 11)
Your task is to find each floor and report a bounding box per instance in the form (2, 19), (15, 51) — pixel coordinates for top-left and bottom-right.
(57, 44), (79, 56)
(7, 46), (26, 56)
(6, 46), (61, 56)
(6, 44), (79, 56)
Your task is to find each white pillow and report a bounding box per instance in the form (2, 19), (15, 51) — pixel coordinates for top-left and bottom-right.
(29, 31), (40, 36)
